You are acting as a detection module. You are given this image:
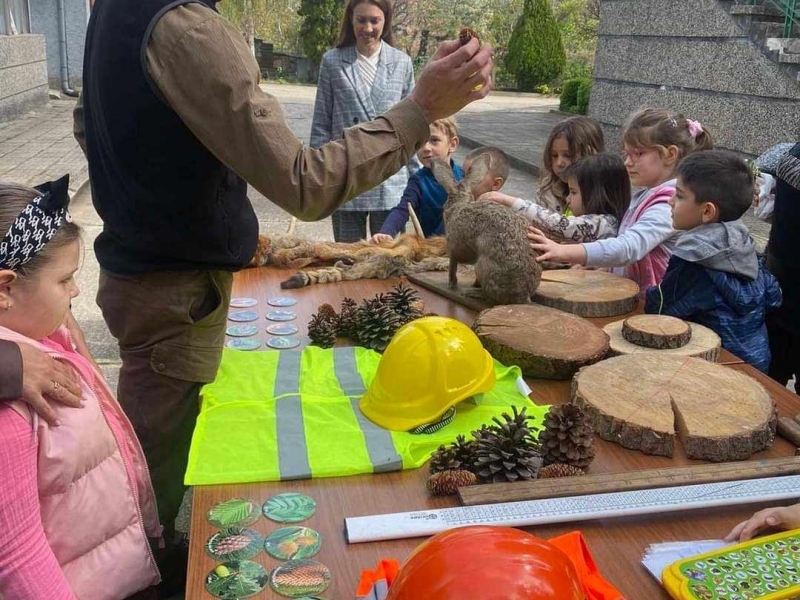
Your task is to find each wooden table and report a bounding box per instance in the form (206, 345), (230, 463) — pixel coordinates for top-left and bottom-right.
(187, 268), (800, 599)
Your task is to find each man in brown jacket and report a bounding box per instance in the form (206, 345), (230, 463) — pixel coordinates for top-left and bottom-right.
(39, 0), (492, 593)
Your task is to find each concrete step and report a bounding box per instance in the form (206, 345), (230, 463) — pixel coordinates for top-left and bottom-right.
(779, 51), (800, 63)
(752, 21), (799, 38)
(731, 3), (786, 22)
(767, 37), (800, 53)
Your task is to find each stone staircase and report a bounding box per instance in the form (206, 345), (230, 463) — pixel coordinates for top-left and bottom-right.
(728, 0), (800, 80)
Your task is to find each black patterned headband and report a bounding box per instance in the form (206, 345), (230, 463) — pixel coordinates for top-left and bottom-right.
(0, 174), (72, 271)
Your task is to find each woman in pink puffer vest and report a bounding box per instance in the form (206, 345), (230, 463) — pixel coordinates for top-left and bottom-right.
(0, 177), (161, 600)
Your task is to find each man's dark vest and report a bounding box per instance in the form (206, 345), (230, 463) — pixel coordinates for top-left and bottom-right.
(82, 0), (258, 273)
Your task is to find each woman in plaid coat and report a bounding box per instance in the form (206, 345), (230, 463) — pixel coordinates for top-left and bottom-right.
(311, 0), (416, 242)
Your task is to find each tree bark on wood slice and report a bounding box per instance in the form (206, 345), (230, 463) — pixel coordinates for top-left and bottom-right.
(621, 315), (692, 349)
(604, 319), (721, 362)
(473, 305), (610, 380)
(532, 270), (639, 318)
(571, 355), (776, 461)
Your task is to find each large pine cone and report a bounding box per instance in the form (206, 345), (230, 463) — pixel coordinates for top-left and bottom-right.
(317, 303), (338, 323)
(473, 406), (543, 483)
(429, 435), (478, 474)
(307, 313), (337, 349)
(337, 297), (359, 340)
(385, 282), (424, 323)
(354, 296), (402, 352)
(538, 402), (596, 469)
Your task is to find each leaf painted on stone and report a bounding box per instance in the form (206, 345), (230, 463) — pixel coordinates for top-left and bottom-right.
(207, 498), (259, 528)
(205, 560), (269, 599)
(263, 493), (316, 523)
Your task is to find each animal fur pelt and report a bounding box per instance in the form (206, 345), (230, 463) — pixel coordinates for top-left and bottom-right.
(248, 233), (454, 289)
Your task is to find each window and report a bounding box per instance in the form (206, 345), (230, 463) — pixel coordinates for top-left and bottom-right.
(1, 0), (31, 35)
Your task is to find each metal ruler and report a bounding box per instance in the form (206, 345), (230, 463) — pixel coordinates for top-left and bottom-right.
(345, 474), (800, 544)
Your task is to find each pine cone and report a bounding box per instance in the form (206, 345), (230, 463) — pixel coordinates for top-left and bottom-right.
(539, 463), (586, 479)
(473, 406), (543, 483)
(307, 313), (337, 348)
(538, 403), (596, 469)
(427, 470), (479, 496)
(429, 435), (478, 474)
(354, 296), (402, 352)
(317, 303), (338, 322)
(385, 282), (424, 323)
(459, 26), (480, 46)
(337, 297), (359, 340)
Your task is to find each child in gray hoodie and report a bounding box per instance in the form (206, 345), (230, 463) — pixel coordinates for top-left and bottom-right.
(645, 151), (782, 372)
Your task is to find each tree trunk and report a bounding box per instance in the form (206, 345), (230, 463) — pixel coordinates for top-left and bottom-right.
(472, 304), (609, 380)
(244, 0), (255, 57)
(572, 355), (776, 462)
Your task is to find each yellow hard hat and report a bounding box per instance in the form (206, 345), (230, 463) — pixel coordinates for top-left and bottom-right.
(359, 316), (496, 431)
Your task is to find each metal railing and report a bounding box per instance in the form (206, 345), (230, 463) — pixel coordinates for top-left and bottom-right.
(751, 0), (800, 37)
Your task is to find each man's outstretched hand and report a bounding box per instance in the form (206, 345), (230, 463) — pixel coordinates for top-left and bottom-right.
(19, 343), (82, 426)
(409, 38), (494, 123)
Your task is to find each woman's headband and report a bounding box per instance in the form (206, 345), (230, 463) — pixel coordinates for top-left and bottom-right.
(0, 174), (72, 271)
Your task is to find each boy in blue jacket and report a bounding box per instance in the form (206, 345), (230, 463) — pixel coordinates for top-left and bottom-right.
(645, 150), (782, 372)
(370, 117), (462, 243)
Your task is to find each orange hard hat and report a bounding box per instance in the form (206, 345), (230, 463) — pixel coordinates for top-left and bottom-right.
(385, 526), (586, 600)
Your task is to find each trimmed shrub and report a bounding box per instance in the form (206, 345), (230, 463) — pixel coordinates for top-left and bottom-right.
(559, 78), (582, 112)
(559, 77), (591, 114)
(505, 0), (567, 91)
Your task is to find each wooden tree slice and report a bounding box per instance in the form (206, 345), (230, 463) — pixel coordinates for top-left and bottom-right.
(532, 270), (639, 318)
(621, 315), (692, 349)
(572, 355), (776, 462)
(473, 305), (610, 380)
(604, 319), (721, 362)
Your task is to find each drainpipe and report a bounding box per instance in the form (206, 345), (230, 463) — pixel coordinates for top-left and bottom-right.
(57, 0), (79, 97)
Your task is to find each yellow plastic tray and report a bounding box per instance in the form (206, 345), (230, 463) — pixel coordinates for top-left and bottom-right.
(662, 528), (800, 599)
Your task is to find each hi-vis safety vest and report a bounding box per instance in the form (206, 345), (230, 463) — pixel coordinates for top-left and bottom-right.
(185, 346), (548, 485)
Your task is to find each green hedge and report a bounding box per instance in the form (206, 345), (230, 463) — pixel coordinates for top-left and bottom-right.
(559, 77), (592, 114)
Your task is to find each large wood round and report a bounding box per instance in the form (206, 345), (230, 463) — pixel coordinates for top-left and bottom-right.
(472, 304), (609, 380)
(572, 355), (776, 462)
(604, 319), (721, 361)
(622, 315), (691, 349)
(532, 270), (639, 317)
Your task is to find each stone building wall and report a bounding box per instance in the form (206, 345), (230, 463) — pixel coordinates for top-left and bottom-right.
(590, 0), (800, 156)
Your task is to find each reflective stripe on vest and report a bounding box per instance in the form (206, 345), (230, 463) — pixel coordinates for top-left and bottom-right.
(185, 346), (547, 485)
(275, 347), (402, 479)
(275, 349), (310, 480)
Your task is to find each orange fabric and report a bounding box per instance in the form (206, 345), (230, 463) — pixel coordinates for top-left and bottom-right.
(549, 531), (627, 600)
(356, 559), (400, 598)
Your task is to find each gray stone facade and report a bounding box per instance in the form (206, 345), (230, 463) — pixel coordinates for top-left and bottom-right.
(590, 0), (800, 157)
(0, 34), (48, 122)
(29, 0), (87, 89)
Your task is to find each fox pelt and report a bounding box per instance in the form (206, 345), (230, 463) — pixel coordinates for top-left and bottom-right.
(248, 233), (455, 289)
